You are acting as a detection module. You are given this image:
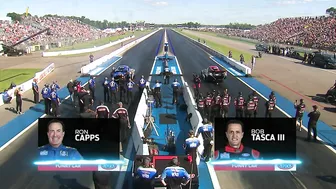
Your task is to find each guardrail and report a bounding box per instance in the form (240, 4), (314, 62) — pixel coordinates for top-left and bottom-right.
(174, 30), (252, 76)
(0, 63), (55, 106)
(42, 36), (135, 57)
(81, 30), (161, 75)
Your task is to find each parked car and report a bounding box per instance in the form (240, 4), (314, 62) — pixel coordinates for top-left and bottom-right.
(311, 52), (336, 69)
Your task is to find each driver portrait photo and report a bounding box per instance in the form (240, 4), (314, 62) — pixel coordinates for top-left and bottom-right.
(214, 119), (261, 160)
(37, 119), (83, 161)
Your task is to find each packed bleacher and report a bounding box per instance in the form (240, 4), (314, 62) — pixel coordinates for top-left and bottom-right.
(199, 16), (336, 51)
(0, 15), (113, 50)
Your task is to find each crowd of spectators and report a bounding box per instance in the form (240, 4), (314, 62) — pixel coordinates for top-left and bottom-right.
(0, 15), (113, 48)
(198, 16), (336, 51)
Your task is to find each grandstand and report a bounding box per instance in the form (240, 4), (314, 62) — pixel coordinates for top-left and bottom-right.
(192, 15), (336, 51)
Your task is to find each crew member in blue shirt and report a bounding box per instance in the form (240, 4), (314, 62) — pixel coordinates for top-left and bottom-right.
(2, 89), (12, 103)
(152, 80), (162, 108)
(32, 78), (39, 103)
(102, 77), (110, 102)
(134, 157), (157, 189)
(126, 78), (135, 104)
(171, 79), (181, 105)
(88, 76), (96, 99)
(50, 88), (60, 117)
(138, 75), (146, 95)
(41, 84), (51, 115)
(184, 130), (200, 160)
(51, 81), (60, 92)
(37, 119), (83, 161)
(161, 157), (191, 188)
(196, 118), (214, 162)
(162, 65), (172, 84)
(109, 78), (118, 103)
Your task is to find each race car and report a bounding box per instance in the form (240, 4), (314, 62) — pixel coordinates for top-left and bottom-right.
(112, 65), (135, 81)
(201, 66), (227, 83)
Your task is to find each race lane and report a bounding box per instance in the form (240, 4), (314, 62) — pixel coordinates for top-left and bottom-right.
(0, 30), (164, 189)
(167, 29), (336, 189)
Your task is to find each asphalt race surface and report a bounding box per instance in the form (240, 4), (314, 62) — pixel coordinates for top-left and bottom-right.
(167, 29), (336, 189)
(0, 30), (164, 189)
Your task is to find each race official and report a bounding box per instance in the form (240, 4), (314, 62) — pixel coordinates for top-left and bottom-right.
(41, 84), (51, 115)
(126, 78), (135, 104)
(221, 89), (231, 118)
(161, 157), (191, 189)
(37, 119), (83, 161)
(234, 92), (245, 118)
(88, 76), (96, 99)
(32, 78), (39, 103)
(245, 95), (256, 118)
(251, 91), (259, 118)
(265, 98), (276, 118)
(112, 102), (131, 153)
(204, 92), (213, 120)
(50, 89), (60, 117)
(109, 78), (118, 103)
(184, 130), (200, 159)
(152, 80), (162, 108)
(102, 77), (110, 102)
(89, 54), (94, 63)
(193, 74), (201, 99)
(307, 105), (321, 142)
(171, 79), (181, 105)
(214, 120), (261, 160)
(196, 118), (214, 162)
(134, 157), (157, 189)
(294, 99), (306, 131)
(197, 93), (205, 118)
(119, 76), (127, 102)
(96, 101), (110, 118)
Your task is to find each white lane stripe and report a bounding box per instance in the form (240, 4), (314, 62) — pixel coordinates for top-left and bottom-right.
(0, 57), (123, 152)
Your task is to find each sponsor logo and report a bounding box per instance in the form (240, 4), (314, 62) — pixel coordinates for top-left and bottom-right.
(101, 164), (118, 170)
(40, 150), (48, 156)
(60, 151), (68, 156)
(277, 164), (294, 170)
(220, 152), (230, 159)
(241, 153), (250, 157)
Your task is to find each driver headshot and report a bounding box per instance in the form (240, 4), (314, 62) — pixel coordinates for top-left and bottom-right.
(37, 119), (83, 161)
(214, 119), (261, 160)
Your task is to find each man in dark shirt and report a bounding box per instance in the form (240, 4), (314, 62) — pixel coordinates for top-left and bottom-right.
(307, 105), (321, 142)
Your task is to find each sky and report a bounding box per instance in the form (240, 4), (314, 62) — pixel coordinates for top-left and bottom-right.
(0, 0), (335, 25)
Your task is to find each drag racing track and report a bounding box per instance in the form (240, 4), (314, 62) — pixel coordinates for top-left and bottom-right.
(0, 29), (165, 189)
(167, 29), (336, 189)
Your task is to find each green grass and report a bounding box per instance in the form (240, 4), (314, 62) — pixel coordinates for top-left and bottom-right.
(47, 30), (152, 52)
(0, 69), (40, 91)
(196, 31), (258, 45)
(179, 30), (254, 63)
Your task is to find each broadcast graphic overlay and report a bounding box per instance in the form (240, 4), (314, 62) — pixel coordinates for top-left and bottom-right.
(35, 118), (122, 171)
(212, 118), (300, 171)
(132, 155), (198, 189)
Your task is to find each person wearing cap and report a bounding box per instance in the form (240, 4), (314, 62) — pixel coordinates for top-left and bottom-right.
(32, 78), (39, 103)
(112, 102), (131, 153)
(67, 79), (74, 103)
(50, 87), (60, 117)
(171, 79), (181, 105)
(162, 62), (172, 85)
(126, 78), (135, 104)
(294, 99), (306, 131)
(196, 118), (214, 162)
(152, 80), (162, 108)
(134, 157), (157, 189)
(307, 105), (321, 142)
(234, 92), (245, 118)
(204, 92), (213, 120)
(41, 84), (51, 115)
(161, 157), (191, 189)
(51, 81), (60, 92)
(109, 78), (118, 103)
(265, 98), (276, 118)
(269, 91), (276, 104)
(184, 130), (200, 159)
(251, 91), (259, 118)
(221, 89), (231, 118)
(2, 89), (12, 104)
(88, 76), (96, 100)
(245, 95), (256, 118)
